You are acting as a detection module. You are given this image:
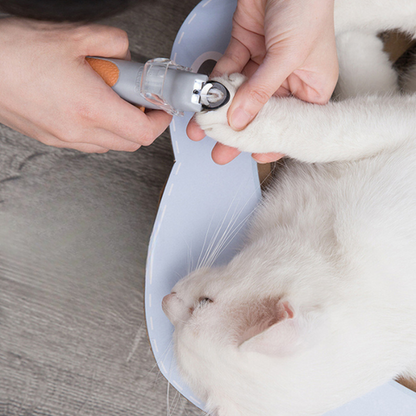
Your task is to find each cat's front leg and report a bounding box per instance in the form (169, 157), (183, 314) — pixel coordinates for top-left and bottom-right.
(196, 74), (416, 163)
(195, 73), (295, 155)
(196, 73), (342, 162)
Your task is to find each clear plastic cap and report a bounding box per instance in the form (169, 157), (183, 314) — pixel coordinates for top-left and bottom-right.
(140, 58), (194, 116)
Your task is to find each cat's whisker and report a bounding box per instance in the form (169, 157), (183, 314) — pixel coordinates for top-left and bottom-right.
(165, 341), (183, 416)
(197, 209), (234, 271)
(202, 206), (243, 268)
(199, 217), (241, 270)
(204, 208), (254, 269)
(184, 240), (194, 276)
(146, 338), (174, 384)
(170, 389), (183, 415)
(201, 183), (263, 269)
(145, 360), (161, 379)
(166, 309), (190, 325)
(197, 177), (251, 269)
(167, 377), (171, 416)
(196, 214), (216, 270)
(197, 186), (249, 270)
(204, 209), (254, 269)
(207, 169), (269, 266)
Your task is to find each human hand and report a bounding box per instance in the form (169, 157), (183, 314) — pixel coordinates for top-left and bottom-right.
(187, 0), (338, 164)
(0, 18), (172, 152)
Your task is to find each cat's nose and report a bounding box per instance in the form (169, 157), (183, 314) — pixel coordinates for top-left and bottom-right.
(162, 293), (176, 313)
(162, 293), (191, 325)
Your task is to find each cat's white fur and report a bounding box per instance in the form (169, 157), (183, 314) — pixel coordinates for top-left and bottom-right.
(162, 1), (416, 415)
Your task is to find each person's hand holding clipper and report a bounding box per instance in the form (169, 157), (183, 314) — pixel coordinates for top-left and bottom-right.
(0, 18), (172, 152)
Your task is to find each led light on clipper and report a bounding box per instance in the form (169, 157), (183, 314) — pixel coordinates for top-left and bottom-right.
(200, 81), (230, 110)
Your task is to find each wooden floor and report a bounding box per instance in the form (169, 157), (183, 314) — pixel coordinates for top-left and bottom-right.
(0, 1), (202, 415)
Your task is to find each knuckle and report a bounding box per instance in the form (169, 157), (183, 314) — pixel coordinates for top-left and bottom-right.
(72, 99), (100, 124)
(45, 125), (78, 145)
(136, 120), (157, 146)
(76, 144), (108, 153)
(55, 131), (79, 144)
(71, 24), (96, 43)
(139, 131), (155, 146)
(247, 87), (270, 106)
(110, 28), (129, 53)
(89, 147), (108, 154)
(314, 95), (330, 105)
(51, 124), (88, 145)
(107, 136), (141, 152)
(124, 143), (141, 152)
(75, 25), (129, 55)
(222, 50), (243, 70)
(36, 135), (60, 148)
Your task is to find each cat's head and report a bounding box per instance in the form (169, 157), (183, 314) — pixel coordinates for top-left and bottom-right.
(162, 256), (337, 416)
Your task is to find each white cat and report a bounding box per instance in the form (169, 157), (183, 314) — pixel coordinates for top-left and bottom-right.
(162, 1), (416, 415)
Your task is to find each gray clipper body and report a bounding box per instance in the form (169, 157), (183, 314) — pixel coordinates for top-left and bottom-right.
(90, 57), (230, 116)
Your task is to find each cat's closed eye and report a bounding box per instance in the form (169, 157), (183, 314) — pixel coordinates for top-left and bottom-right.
(188, 297), (213, 314)
(198, 297), (213, 306)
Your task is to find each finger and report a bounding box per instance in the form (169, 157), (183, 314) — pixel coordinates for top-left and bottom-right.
(70, 128), (143, 152)
(241, 60), (291, 98)
(211, 36), (251, 78)
(211, 143), (241, 165)
(124, 48), (132, 61)
(36, 132), (109, 153)
(0, 108), (109, 153)
(274, 83), (291, 98)
(186, 116), (206, 141)
(252, 152), (284, 163)
(141, 109), (173, 144)
(45, 125), (142, 153)
(241, 59), (259, 78)
(42, 89), (168, 150)
(37, 123), (138, 152)
(83, 89), (172, 146)
(69, 143), (109, 153)
(0, 102), (118, 153)
(78, 24), (130, 59)
(228, 53), (296, 130)
(288, 68), (336, 104)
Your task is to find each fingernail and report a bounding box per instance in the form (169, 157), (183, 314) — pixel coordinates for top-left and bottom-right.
(230, 108), (253, 130)
(253, 153), (284, 163)
(210, 69), (221, 78)
(254, 158), (271, 164)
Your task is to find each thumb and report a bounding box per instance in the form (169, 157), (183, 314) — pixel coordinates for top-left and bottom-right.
(228, 54), (292, 131)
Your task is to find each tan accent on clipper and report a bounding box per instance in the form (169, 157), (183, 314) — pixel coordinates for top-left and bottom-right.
(86, 57), (120, 87)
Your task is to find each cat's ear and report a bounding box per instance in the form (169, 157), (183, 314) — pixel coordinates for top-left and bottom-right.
(239, 299), (317, 356)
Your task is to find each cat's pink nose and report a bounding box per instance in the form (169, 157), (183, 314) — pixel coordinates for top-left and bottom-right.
(162, 292), (190, 325)
(162, 293), (176, 313)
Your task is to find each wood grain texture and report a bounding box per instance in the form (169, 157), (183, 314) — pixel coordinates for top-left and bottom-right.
(0, 1), (202, 415)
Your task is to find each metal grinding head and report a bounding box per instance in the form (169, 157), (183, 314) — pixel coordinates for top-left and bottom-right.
(199, 81), (230, 110)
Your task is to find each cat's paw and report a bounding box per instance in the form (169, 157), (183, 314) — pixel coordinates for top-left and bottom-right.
(195, 73), (291, 154)
(195, 73), (250, 149)
(196, 73), (312, 155)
